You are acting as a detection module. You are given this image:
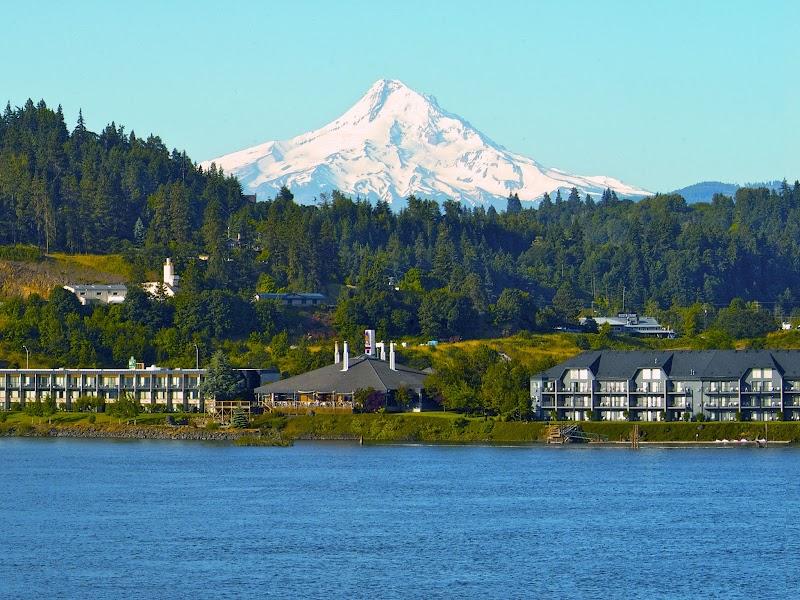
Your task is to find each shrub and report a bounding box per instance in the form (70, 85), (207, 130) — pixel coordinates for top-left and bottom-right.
(87, 414), (96, 424)
(231, 410), (249, 429)
(24, 399), (44, 417)
(15, 422), (33, 435)
(0, 244), (43, 262)
(0, 412), (7, 423)
(453, 416), (469, 429)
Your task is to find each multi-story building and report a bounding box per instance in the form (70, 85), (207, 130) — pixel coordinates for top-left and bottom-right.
(0, 367), (206, 411)
(531, 350), (800, 422)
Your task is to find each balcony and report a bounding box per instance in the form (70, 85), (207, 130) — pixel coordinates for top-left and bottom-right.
(598, 385), (627, 394)
(631, 384), (663, 394)
(742, 385), (780, 394)
(667, 400), (690, 409)
(630, 402), (664, 409)
(705, 403), (738, 410)
(706, 388), (738, 395)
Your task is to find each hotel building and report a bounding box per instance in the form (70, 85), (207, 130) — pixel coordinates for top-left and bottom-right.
(0, 367), (206, 411)
(531, 350), (800, 422)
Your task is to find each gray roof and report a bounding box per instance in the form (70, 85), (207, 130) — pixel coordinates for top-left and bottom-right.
(255, 355), (428, 395)
(255, 292), (326, 301)
(64, 283), (128, 292)
(535, 350), (800, 380)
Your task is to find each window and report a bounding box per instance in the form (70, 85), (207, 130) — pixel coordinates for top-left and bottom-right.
(579, 369), (589, 380)
(763, 368), (772, 379)
(752, 368), (762, 379)
(641, 368), (661, 380)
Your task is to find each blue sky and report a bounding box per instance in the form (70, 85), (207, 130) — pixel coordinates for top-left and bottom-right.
(2, 0), (797, 192)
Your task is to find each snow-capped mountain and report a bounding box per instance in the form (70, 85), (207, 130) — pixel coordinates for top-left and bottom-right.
(202, 79), (649, 207)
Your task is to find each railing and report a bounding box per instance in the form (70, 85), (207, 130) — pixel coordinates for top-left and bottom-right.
(598, 385), (627, 393)
(632, 384), (663, 393)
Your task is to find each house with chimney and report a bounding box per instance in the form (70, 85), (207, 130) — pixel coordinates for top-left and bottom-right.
(142, 258), (180, 298)
(255, 333), (428, 412)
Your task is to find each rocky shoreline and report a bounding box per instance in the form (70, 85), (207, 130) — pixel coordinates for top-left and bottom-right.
(2, 424), (254, 442)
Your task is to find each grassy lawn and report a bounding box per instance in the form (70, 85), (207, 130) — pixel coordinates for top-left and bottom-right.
(0, 410), (198, 428)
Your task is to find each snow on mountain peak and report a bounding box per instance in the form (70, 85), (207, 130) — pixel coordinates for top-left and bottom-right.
(202, 79), (649, 208)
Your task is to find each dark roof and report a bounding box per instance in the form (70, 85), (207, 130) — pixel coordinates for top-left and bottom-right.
(535, 350), (800, 380)
(255, 355), (427, 395)
(255, 292), (326, 301)
(65, 283), (128, 291)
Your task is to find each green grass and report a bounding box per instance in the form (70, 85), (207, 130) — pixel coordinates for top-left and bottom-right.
(3, 410), (800, 444)
(47, 253), (139, 280)
(0, 410), (198, 430)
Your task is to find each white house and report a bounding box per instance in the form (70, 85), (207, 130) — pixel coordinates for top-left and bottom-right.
(142, 258), (180, 298)
(63, 283), (128, 306)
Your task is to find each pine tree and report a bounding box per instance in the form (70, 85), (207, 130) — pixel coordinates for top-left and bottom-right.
(231, 409), (249, 428)
(506, 192), (522, 214)
(133, 217), (145, 246)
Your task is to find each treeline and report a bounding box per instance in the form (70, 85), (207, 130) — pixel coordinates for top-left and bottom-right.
(2, 98), (800, 354)
(0, 99), (245, 260)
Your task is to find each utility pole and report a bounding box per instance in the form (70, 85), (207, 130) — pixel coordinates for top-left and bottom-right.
(22, 345), (29, 369)
(622, 286), (626, 314)
(193, 343), (199, 369)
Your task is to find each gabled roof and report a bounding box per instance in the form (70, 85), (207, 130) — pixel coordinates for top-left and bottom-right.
(534, 349), (800, 381)
(255, 355), (427, 395)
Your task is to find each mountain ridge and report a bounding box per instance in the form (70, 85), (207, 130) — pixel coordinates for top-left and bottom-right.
(203, 79), (650, 208)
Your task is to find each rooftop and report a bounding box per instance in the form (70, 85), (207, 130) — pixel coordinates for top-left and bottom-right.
(255, 355), (427, 395)
(536, 349), (800, 380)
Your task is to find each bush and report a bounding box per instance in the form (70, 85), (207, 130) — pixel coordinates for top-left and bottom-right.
(0, 244), (43, 262)
(87, 414), (96, 424)
(24, 399), (44, 417)
(453, 416), (469, 429)
(231, 410), (249, 429)
(205, 421), (220, 430)
(0, 412), (7, 423)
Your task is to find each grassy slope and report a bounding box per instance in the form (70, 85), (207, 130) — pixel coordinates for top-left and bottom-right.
(254, 412), (800, 443)
(0, 252), (140, 298)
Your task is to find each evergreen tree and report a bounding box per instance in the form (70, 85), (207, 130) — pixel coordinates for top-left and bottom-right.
(506, 192), (522, 214)
(199, 351), (245, 400)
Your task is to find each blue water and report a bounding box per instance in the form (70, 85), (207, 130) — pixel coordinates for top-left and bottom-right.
(1, 440), (799, 599)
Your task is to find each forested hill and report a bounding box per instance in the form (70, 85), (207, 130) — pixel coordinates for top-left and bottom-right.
(0, 99), (245, 254)
(2, 99), (800, 349)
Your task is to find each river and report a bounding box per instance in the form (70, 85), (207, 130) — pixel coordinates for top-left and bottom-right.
(1, 439), (799, 599)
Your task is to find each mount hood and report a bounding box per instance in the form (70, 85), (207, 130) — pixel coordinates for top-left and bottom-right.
(203, 79), (649, 207)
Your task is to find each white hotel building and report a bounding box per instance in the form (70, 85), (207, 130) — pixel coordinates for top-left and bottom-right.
(0, 367), (206, 411)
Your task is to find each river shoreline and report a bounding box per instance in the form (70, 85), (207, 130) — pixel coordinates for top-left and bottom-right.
(1, 412), (798, 446)
(0, 423), (794, 447)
